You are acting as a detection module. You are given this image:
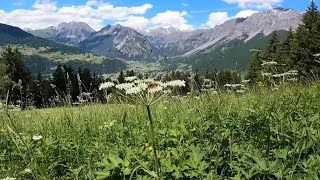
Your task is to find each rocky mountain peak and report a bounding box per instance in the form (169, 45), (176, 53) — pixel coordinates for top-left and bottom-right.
(51, 21), (95, 45)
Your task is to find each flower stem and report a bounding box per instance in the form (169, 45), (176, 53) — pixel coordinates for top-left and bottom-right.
(146, 105), (161, 179)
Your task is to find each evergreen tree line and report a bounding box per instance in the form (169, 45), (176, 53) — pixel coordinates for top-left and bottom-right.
(246, 0), (320, 85)
(0, 46), (105, 108)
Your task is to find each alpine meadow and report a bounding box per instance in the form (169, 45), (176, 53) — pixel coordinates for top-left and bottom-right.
(2, 0), (320, 179)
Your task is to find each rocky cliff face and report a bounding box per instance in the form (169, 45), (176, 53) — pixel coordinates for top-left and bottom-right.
(80, 24), (156, 60)
(28, 22), (95, 45)
(54, 22), (95, 45)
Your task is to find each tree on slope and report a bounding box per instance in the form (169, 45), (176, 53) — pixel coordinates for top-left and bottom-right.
(246, 49), (264, 84)
(295, 0), (320, 77)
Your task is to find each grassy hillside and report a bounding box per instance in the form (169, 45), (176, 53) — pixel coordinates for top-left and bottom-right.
(28, 27), (57, 39)
(0, 31), (82, 55)
(1, 84), (320, 179)
(171, 31), (288, 74)
(0, 45), (127, 74)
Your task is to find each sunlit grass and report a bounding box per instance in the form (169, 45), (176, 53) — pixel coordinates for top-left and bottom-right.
(1, 85), (320, 179)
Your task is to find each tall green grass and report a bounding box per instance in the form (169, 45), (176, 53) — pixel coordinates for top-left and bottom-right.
(1, 85), (320, 179)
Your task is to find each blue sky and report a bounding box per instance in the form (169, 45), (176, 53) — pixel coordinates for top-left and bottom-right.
(0, 0), (311, 30)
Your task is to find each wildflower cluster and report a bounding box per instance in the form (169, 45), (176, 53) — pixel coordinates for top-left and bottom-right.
(32, 135), (43, 141)
(100, 78), (186, 105)
(98, 120), (116, 130)
(224, 83), (246, 93)
(99, 82), (115, 90)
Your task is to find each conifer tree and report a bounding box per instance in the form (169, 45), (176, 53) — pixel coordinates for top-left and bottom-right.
(246, 49), (263, 83)
(52, 64), (66, 92)
(295, 0), (320, 76)
(264, 32), (280, 63)
(0, 63), (10, 97)
(118, 71), (125, 83)
(0, 46), (31, 85)
(276, 29), (296, 72)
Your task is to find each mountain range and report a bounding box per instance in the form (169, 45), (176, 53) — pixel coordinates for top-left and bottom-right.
(0, 23), (126, 75)
(28, 8), (302, 60)
(0, 8), (303, 74)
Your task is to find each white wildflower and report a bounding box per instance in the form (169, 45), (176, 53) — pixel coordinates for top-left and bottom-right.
(148, 86), (163, 93)
(210, 90), (218, 94)
(116, 83), (134, 90)
(126, 87), (142, 95)
(137, 83), (148, 90)
(287, 78), (298, 81)
(82, 92), (92, 97)
(32, 135), (43, 141)
(286, 70), (298, 76)
(262, 61), (278, 66)
(273, 73), (286, 78)
(23, 168), (32, 174)
(224, 84), (242, 88)
(242, 80), (250, 83)
(262, 72), (272, 77)
(125, 76), (137, 82)
(164, 80), (186, 87)
(134, 79), (154, 84)
(103, 120), (116, 129)
(236, 90), (245, 93)
(163, 89), (172, 94)
(99, 82), (115, 90)
(1, 177), (16, 180)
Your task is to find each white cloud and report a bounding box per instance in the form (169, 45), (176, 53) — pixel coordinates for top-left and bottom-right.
(235, 9), (258, 18)
(116, 16), (150, 30)
(204, 9), (258, 28)
(222, 0), (283, 9)
(150, 10), (194, 31)
(205, 12), (230, 27)
(0, 0), (153, 30)
(33, 0), (57, 11)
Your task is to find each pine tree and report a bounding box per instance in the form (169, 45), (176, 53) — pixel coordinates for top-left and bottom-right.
(246, 49), (263, 83)
(52, 64), (66, 92)
(276, 29), (296, 72)
(78, 68), (93, 92)
(118, 71), (125, 83)
(0, 47), (31, 108)
(295, 0), (320, 76)
(0, 46), (31, 85)
(193, 69), (202, 92)
(265, 32), (280, 63)
(126, 70), (135, 77)
(0, 63), (10, 97)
